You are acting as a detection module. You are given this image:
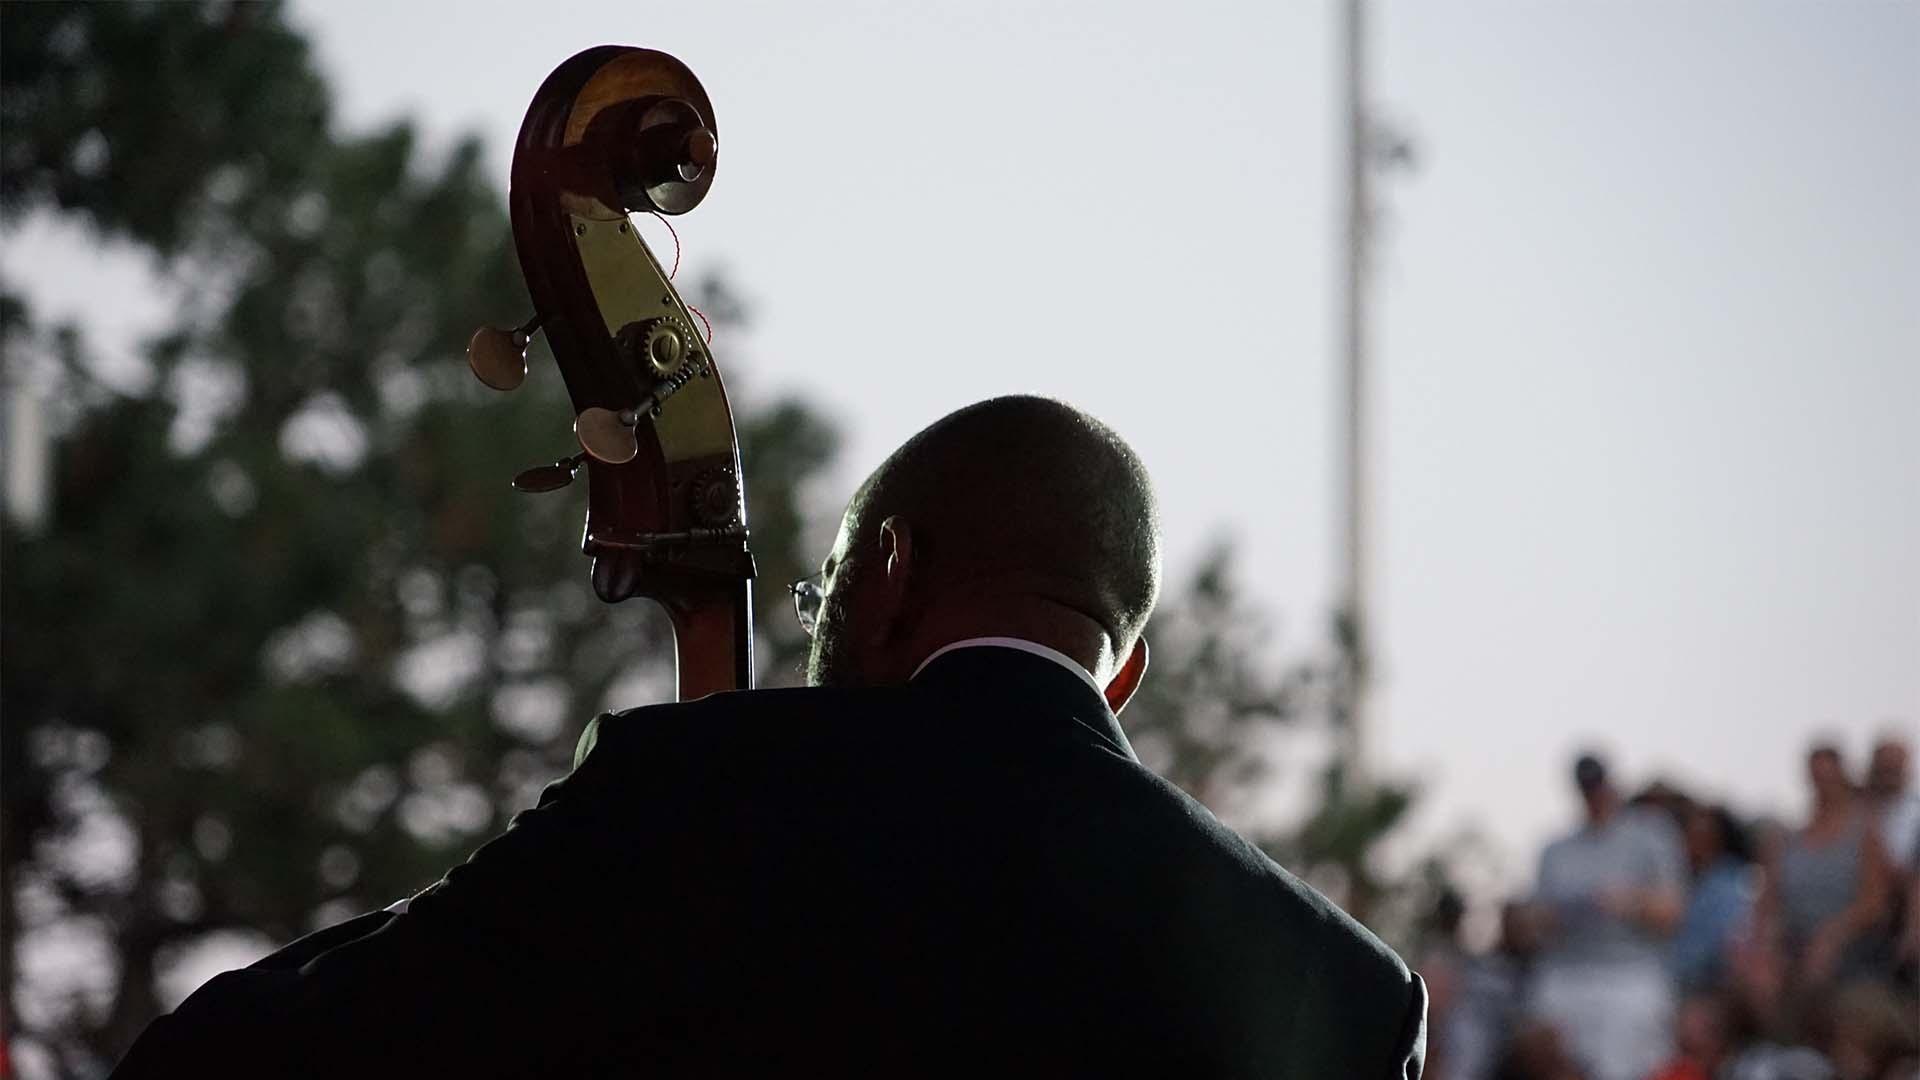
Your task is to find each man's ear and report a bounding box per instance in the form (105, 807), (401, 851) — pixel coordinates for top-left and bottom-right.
(877, 515), (913, 581)
(1104, 636), (1148, 714)
(874, 516), (916, 637)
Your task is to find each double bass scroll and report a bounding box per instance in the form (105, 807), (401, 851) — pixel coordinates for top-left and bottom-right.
(469, 47), (753, 701)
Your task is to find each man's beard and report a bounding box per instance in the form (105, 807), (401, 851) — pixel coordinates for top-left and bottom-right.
(804, 605), (861, 687)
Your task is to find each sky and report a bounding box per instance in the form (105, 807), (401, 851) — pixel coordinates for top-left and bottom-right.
(9, 0), (1916, 888)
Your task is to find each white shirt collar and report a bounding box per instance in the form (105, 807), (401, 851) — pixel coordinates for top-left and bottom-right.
(912, 637), (1106, 699)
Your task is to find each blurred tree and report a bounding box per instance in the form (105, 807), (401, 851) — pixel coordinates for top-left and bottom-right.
(1, 2), (832, 1072)
(1124, 544), (1308, 812)
(1124, 544), (1430, 937)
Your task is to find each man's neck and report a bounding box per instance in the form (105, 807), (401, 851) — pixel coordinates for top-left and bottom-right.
(905, 601), (1116, 684)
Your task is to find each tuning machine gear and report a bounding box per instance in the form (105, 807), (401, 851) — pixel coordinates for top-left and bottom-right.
(688, 467), (741, 527)
(615, 315), (700, 380)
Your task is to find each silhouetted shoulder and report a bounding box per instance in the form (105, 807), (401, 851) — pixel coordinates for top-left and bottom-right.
(573, 684), (896, 765)
(1077, 760), (1426, 1074)
(1171, 762), (1412, 972)
(1093, 746), (1416, 977)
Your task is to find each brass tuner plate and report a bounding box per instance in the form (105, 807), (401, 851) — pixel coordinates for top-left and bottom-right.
(575, 406), (639, 464)
(572, 215), (732, 461)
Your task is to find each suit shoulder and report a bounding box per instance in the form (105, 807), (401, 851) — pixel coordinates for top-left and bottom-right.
(1249, 835), (1413, 982)
(1136, 766), (1414, 985)
(601, 684), (896, 735)
(1204, 809), (1425, 1066)
(1080, 766), (1424, 1067)
(576, 685), (902, 767)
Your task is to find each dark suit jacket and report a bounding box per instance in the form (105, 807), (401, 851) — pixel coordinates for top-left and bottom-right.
(117, 646), (1425, 1078)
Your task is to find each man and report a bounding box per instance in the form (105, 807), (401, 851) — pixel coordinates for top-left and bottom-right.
(1868, 735), (1919, 875)
(116, 396), (1426, 1078)
(1527, 753), (1688, 1080)
(1868, 734), (1920, 986)
(1442, 901), (1543, 1080)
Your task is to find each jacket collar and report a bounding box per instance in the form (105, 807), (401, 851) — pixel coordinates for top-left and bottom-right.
(913, 636), (1106, 696)
(909, 643), (1137, 762)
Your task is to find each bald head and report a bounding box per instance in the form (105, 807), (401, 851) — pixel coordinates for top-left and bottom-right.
(846, 395), (1160, 643)
(807, 396), (1161, 696)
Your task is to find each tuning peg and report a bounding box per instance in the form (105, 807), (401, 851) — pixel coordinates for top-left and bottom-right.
(467, 315), (543, 391)
(512, 452), (587, 493)
(575, 406), (640, 465)
(678, 127), (717, 181)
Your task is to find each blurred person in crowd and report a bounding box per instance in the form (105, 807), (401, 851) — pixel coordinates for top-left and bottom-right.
(1866, 736), (1919, 874)
(1822, 979), (1919, 1080)
(1672, 803), (1758, 993)
(1867, 735), (1920, 992)
(1525, 753), (1687, 1080)
(1898, 870), (1920, 988)
(1446, 901), (1546, 1080)
(1721, 1024), (1835, 1080)
(1720, 1047), (1837, 1080)
(1758, 745), (1894, 997)
(1489, 1023), (1587, 1080)
(1647, 994), (1737, 1080)
(1730, 816), (1797, 1025)
(1419, 888), (1471, 1080)
(1632, 779), (1698, 834)
(1724, 978), (1920, 1080)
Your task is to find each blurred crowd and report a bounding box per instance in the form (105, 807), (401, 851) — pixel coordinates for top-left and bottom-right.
(1421, 736), (1920, 1080)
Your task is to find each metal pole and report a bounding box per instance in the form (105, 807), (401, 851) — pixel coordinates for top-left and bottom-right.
(1336, 0), (1371, 778)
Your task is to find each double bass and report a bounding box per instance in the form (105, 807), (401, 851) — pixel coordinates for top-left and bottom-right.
(467, 46), (754, 703)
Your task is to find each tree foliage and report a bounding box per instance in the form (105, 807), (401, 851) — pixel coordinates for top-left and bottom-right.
(1, 3), (831, 1071)
(1125, 545), (1428, 933)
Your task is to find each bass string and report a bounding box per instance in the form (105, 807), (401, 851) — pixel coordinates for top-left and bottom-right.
(649, 210), (713, 345)
(649, 210), (683, 278)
